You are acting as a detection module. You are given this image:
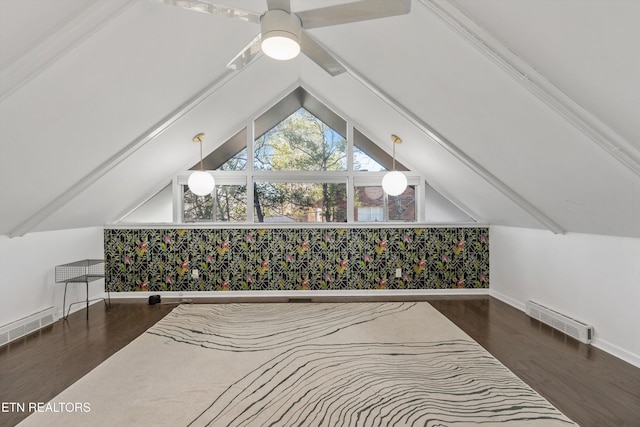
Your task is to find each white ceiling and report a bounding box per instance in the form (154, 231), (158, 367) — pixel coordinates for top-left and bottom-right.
(451, 0), (640, 149)
(1, 0), (639, 238)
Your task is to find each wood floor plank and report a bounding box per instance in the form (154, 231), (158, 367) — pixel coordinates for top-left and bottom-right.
(428, 297), (640, 427)
(1, 296), (639, 426)
(0, 302), (174, 427)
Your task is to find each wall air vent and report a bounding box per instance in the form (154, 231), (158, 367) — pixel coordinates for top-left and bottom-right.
(0, 307), (56, 347)
(526, 300), (593, 344)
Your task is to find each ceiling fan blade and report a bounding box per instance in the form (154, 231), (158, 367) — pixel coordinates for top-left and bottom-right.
(153, 0), (260, 23)
(297, 0), (411, 29)
(266, 0), (291, 13)
(300, 31), (346, 76)
(226, 34), (263, 71)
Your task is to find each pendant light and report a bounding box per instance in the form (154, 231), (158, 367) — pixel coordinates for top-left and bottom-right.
(382, 134), (408, 196)
(188, 133), (215, 196)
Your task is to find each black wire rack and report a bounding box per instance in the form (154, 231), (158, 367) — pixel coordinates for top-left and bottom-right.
(55, 259), (109, 320)
(55, 259), (105, 283)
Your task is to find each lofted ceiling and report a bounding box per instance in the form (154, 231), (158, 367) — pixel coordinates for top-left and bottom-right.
(0, 0), (638, 238)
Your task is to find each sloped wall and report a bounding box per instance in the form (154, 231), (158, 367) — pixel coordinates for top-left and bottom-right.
(489, 225), (640, 368)
(104, 227), (489, 292)
(0, 227), (104, 325)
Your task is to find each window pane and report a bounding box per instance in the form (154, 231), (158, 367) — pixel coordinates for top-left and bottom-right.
(217, 148), (247, 171)
(254, 108), (347, 171)
(215, 184), (247, 222)
(388, 185), (416, 221)
(353, 146), (386, 172)
(254, 182), (347, 223)
(184, 184), (247, 222)
(357, 206), (384, 222)
(183, 186), (213, 222)
(354, 185), (416, 221)
(354, 185), (385, 222)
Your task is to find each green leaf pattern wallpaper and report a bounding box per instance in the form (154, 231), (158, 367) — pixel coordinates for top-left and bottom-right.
(104, 227), (489, 292)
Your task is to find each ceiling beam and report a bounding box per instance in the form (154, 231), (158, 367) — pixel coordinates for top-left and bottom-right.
(0, 0), (136, 103)
(330, 54), (566, 234)
(299, 81), (482, 223)
(420, 0), (640, 178)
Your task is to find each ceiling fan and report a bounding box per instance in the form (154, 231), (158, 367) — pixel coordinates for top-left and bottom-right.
(154, 0), (411, 76)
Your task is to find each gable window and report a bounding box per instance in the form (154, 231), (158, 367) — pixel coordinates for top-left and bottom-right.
(219, 148), (247, 171)
(183, 187), (213, 222)
(353, 181), (417, 222)
(173, 87), (422, 224)
(353, 146), (385, 172)
(357, 205), (384, 222)
(182, 182), (247, 223)
(254, 108), (347, 172)
(254, 181), (347, 223)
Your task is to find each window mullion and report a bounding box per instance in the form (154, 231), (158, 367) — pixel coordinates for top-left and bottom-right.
(247, 118), (255, 223)
(347, 122), (355, 222)
(172, 177), (181, 223)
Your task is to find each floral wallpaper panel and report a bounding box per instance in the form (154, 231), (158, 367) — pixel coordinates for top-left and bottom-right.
(104, 227), (489, 292)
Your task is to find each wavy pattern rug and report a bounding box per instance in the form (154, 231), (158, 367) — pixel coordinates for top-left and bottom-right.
(19, 302), (578, 426)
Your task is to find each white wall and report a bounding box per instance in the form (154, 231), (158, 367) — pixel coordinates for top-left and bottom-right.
(0, 227), (104, 326)
(490, 225), (640, 367)
(425, 184), (475, 223)
(121, 184), (173, 223)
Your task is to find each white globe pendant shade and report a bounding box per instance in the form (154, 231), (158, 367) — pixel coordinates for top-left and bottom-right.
(382, 170), (407, 196)
(188, 171), (215, 196)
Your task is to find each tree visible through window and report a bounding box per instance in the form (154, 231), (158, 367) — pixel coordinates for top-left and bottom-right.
(254, 108), (347, 171)
(253, 108), (347, 222)
(254, 182), (346, 223)
(218, 148), (247, 171)
(184, 184), (246, 222)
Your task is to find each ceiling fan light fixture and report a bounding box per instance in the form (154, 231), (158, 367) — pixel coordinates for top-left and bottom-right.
(160, 0), (412, 75)
(260, 9), (301, 60)
(261, 34), (300, 60)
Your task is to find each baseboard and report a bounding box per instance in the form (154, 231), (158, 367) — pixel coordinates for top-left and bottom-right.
(591, 338), (640, 369)
(488, 289), (526, 311)
(58, 298), (105, 320)
(489, 289), (640, 369)
(109, 288), (490, 303)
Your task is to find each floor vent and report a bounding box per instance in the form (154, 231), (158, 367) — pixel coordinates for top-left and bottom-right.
(526, 301), (593, 344)
(0, 307), (56, 347)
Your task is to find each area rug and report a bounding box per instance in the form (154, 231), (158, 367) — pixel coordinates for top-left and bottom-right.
(18, 302), (578, 426)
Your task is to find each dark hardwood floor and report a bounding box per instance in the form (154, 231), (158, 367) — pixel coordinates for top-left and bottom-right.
(1, 296), (639, 426)
(428, 297), (640, 427)
(0, 302), (175, 427)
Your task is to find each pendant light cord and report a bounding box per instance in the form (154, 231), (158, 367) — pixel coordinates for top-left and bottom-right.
(200, 139), (204, 171)
(392, 140), (396, 171)
(390, 134), (401, 171)
(193, 133), (206, 171)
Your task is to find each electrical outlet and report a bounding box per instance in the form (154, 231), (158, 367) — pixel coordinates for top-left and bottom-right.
(395, 268), (402, 278)
(191, 269), (199, 279)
